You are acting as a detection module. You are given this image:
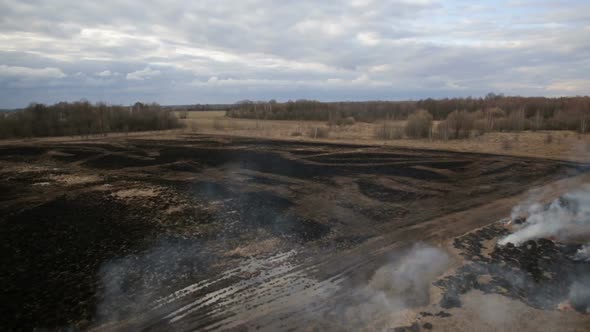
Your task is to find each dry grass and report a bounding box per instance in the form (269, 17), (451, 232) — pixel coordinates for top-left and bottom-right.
(374, 122), (404, 140)
(307, 126), (330, 139)
(178, 112), (590, 162)
(501, 139), (513, 151)
(2, 111), (589, 163)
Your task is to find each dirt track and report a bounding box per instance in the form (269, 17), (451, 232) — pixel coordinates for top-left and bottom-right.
(0, 134), (587, 331)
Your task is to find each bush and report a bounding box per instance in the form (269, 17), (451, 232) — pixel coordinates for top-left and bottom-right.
(308, 127), (330, 138)
(341, 116), (356, 126)
(328, 115), (355, 127)
(445, 110), (475, 139)
(375, 122), (404, 140)
(404, 109), (433, 139)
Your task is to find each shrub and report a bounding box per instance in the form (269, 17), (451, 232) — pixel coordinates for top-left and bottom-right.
(375, 122), (404, 140)
(473, 119), (488, 136)
(308, 127), (330, 138)
(404, 109), (433, 139)
(341, 116), (356, 126)
(445, 110), (475, 139)
(483, 107), (507, 132)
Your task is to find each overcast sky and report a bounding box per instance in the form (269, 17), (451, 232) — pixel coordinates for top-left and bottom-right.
(0, 0), (589, 108)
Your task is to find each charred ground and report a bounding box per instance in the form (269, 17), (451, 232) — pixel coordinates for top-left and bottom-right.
(0, 134), (584, 330)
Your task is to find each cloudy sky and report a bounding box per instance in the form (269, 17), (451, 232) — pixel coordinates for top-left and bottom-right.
(0, 0), (589, 108)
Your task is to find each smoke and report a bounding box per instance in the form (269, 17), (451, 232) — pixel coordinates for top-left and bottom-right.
(496, 184), (590, 316)
(95, 238), (215, 324)
(469, 293), (520, 330)
(569, 280), (590, 313)
(499, 184), (590, 246)
(573, 244), (590, 262)
(368, 244), (450, 306)
(339, 244), (450, 327)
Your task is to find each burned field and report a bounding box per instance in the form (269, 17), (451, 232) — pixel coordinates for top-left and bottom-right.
(438, 224), (590, 313)
(0, 134), (586, 331)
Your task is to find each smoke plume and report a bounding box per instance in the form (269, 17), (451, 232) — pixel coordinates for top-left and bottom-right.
(499, 185), (590, 246)
(338, 244), (450, 328)
(573, 244), (590, 262)
(569, 280), (590, 313)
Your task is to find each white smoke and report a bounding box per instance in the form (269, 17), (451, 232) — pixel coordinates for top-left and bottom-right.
(340, 244), (450, 326)
(499, 185), (590, 246)
(573, 244), (590, 262)
(368, 244), (450, 306)
(509, 185), (554, 221)
(569, 281), (590, 313)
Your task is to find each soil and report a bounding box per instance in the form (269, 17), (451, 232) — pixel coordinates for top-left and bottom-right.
(0, 133), (587, 331)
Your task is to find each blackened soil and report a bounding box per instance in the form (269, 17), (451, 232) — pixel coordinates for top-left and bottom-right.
(0, 134), (581, 330)
(0, 146), (46, 158)
(180, 181), (330, 242)
(357, 179), (425, 202)
(0, 193), (159, 330)
(437, 223), (590, 312)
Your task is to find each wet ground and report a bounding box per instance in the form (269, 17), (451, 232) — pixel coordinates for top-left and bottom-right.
(0, 134), (585, 331)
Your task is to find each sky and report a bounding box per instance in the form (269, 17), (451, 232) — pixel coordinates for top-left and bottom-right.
(0, 0), (589, 108)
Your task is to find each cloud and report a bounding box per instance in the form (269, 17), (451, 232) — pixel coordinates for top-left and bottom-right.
(126, 67), (161, 81)
(96, 70), (119, 77)
(0, 65), (66, 79)
(0, 0), (589, 107)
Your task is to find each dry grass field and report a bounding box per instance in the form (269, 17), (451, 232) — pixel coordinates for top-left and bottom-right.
(180, 111), (590, 163)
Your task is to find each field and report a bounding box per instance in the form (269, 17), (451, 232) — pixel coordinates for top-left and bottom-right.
(1, 132), (589, 331)
(181, 111), (590, 163)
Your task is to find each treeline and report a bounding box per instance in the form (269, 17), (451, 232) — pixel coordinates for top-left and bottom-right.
(227, 95), (590, 126)
(0, 101), (181, 139)
(165, 104), (235, 112)
(376, 106), (590, 142)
